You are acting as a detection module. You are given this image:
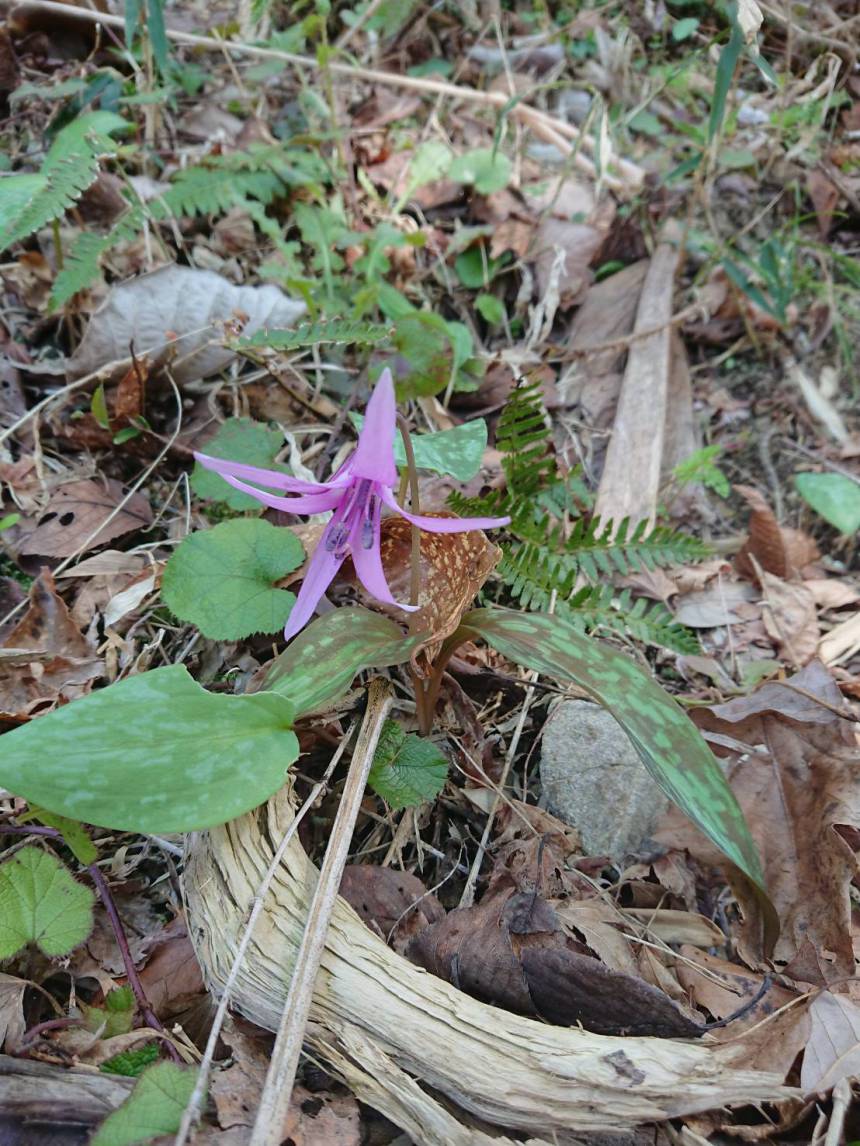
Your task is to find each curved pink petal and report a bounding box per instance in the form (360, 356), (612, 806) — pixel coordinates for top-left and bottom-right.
(379, 486), (510, 533)
(209, 472), (344, 515)
(348, 498), (418, 612)
(283, 540), (346, 641)
(194, 452), (349, 494)
(343, 370), (398, 487)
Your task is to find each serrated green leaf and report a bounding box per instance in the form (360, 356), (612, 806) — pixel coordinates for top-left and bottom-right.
(795, 472), (860, 535)
(100, 1042), (160, 1078)
(369, 720), (448, 808)
(449, 148), (512, 194)
(458, 608), (769, 906)
(0, 665), (297, 833)
(162, 519), (303, 640)
(83, 986), (135, 1037)
(0, 847), (94, 959)
(350, 415), (487, 481)
(191, 418), (291, 510)
(263, 607), (421, 717)
(237, 318), (392, 351)
(91, 1062), (198, 1146)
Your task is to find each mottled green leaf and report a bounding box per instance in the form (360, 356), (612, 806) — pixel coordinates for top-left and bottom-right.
(191, 417), (290, 510)
(369, 720), (448, 808)
(263, 607), (420, 717)
(91, 1062), (198, 1146)
(0, 666), (297, 833)
(795, 472), (860, 535)
(0, 847), (94, 959)
(458, 608), (767, 895)
(351, 414), (487, 481)
(162, 518), (303, 640)
(390, 312), (453, 400)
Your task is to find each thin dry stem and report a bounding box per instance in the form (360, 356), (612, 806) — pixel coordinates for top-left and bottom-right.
(249, 679), (394, 1146)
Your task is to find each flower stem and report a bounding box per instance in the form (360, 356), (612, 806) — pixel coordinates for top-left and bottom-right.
(396, 413), (421, 608)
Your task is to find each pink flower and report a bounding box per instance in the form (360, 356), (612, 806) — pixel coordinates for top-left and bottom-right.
(194, 369), (510, 640)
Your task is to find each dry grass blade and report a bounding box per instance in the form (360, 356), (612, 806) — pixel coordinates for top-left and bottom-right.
(249, 678), (393, 1146)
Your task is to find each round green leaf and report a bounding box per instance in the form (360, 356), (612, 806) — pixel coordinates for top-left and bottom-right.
(0, 665), (298, 833)
(162, 518), (304, 640)
(191, 417), (291, 510)
(475, 293), (506, 325)
(0, 847), (95, 959)
(449, 148), (512, 194)
(795, 472), (860, 536)
(369, 720), (448, 809)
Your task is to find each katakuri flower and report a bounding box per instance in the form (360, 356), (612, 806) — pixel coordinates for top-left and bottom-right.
(194, 369), (510, 640)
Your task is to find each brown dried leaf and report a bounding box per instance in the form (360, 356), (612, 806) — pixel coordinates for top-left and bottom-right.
(659, 662), (859, 978)
(136, 917), (206, 1019)
(804, 578), (859, 610)
(18, 478), (153, 558)
(806, 169), (840, 238)
(0, 973), (27, 1053)
(339, 865), (445, 954)
(735, 485), (820, 580)
(0, 570), (103, 718)
(759, 570), (819, 666)
(801, 991), (860, 1092)
(212, 1017), (360, 1143)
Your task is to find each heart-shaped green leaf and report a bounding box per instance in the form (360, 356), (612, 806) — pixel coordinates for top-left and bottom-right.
(91, 1062), (198, 1146)
(0, 665), (297, 833)
(0, 847), (95, 959)
(369, 720), (448, 809)
(458, 608), (767, 897)
(263, 606), (421, 717)
(795, 472), (860, 536)
(191, 417), (291, 510)
(162, 518), (304, 640)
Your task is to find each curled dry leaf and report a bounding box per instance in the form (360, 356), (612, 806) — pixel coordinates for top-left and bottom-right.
(17, 478), (152, 559)
(0, 569), (103, 720)
(658, 661), (859, 978)
(352, 514), (501, 671)
(735, 485), (819, 580)
(67, 265), (305, 386)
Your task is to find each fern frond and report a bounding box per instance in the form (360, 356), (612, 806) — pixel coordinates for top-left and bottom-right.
(496, 380), (556, 496)
(0, 153), (98, 251)
(158, 166), (282, 218)
(237, 318), (394, 351)
(49, 206), (143, 310)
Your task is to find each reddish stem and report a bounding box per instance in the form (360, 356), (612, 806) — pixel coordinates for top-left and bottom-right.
(87, 864), (181, 1063)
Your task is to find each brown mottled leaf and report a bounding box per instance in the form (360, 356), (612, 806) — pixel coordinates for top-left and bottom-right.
(735, 485), (819, 580)
(18, 479), (153, 558)
(354, 514), (500, 671)
(0, 569), (103, 719)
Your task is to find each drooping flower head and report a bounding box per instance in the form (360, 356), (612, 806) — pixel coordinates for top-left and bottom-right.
(194, 369), (509, 640)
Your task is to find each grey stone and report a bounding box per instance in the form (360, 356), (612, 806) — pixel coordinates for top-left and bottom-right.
(539, 699), (669, 861)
